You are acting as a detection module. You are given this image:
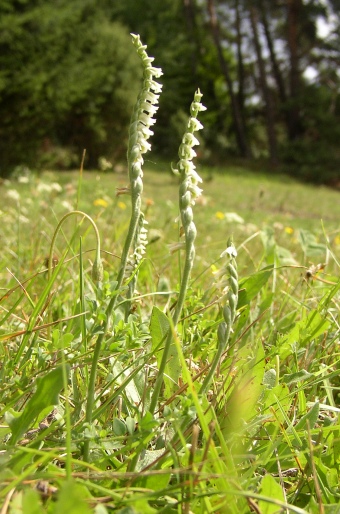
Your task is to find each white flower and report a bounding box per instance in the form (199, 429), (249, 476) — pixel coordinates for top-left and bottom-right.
(188, 183), (203, 200)
(37, 183), (52, 193)
(190, 101), (207, 115)
(61, 200), (74, 211)
(19, 214), (29, 224)
(220, 246), (238, 259)
(6, 189), (20, 202)
(224, 212), (244, 224)
(145, 79), (163, 94)
(51, 182), (62, 193)
(182, 133), (200, 147)
(187, 118), (204, 131)
(18, 176), (29, 184)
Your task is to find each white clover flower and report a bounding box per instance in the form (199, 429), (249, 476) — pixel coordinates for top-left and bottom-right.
(18, 176), (29, 184)
(224, 212), (244, 224)
(61, 200), (74, 211)
(19, 214), (29, 224)
(6, 189), (20, 202)
(51, 182), (62, 193)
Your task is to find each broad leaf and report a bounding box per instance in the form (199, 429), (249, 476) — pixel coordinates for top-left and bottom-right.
(238, 266), (273, 309)
(258, 474), (286, 514)
(53, 480), (92, 514)
(298, 229), (327, 257)
(150, 306), (180, 396)
(6, 365), (69, 445)
(295, 402), (320, 431)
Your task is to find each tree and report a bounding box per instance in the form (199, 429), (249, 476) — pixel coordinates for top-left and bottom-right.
(206, 0), (252, 158)
(0, 0), (141, 175)
(248, 2), (278, 165)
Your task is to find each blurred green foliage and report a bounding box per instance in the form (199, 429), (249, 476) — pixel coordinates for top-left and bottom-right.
(0, 0), (141, 174)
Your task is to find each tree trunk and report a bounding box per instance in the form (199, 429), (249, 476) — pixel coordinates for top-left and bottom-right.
(258, 0), (287, 104)
(207, 0), (252, 158)
(235, 0), (246, 127)
(286, 0), (303, 140)
(249, 3), (278, 165)
(183, 0), (200, 78)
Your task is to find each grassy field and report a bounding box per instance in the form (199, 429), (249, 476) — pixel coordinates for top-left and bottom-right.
(0, 163), (340, 513)
(2, 163), (340, 280)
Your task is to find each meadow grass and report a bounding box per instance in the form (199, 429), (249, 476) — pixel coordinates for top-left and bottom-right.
(0, 37), (340, 514)
(1, 160), (339, 513)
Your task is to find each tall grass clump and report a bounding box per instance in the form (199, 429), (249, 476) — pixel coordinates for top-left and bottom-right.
(0, 34), (339, 514)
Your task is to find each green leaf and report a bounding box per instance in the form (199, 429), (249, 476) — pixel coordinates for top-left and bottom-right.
(298, 229), (327, 257)
(136, 472), (170, 491)
(6, 365), (69, 445)
(295, 402), (320, 431)
(9, 489), (44, 514)
(262, 383), (292, 423)
(126, 416), (136, 435)
(53, 480), (92, 514)
(279, 309), (331, 350)
(139, 411), (158, 432)
(94, 506), (109, 514)
(238, 266), (273, 309)
(150, 306), (180, 396)
(112, 418), (127, 436)
(150, 306), (170, 356)
(258, 474), (286, 514)
(282, 369), (312, 385)
(22, 489), (44, 514)
(222, 339), (265, 433)
(263, 369), (277, 389)
(275, 245), (298, 265)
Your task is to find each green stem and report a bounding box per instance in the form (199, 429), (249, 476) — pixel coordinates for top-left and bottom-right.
(47, 210), (102, 341)
(48, 210), (101, 283)
(200, 334), (228, 395)
(115, 192), (141, 298)
(82, 333), (103, 462)
(149, 233), (195, 415)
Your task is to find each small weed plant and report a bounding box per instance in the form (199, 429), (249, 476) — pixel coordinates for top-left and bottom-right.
(0, 35), (340, 514)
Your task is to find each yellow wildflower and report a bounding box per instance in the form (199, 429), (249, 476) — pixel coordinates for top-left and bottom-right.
(93, 198), (108, 208)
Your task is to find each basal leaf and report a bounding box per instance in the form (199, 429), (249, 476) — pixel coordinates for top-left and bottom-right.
(282, 369), (313, 386)
(53, 480), (92, 514)
(298, 229), (327, 257)
(263, 369), (277, 389)
(6, 365), (69, 445)
(22, 489), (44, 514)
(279, 309), (331, 350)
(150, 306), (180, 396)
(295, 402), (320, 431)
(258, 474), (285, 514)
(238, 266), (273, 309)
(221, 339), (265, 433)
(150, 306), (170, 358)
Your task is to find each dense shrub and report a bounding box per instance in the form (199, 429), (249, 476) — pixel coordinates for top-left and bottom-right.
(0, 1), (141, 176)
